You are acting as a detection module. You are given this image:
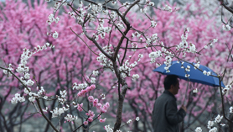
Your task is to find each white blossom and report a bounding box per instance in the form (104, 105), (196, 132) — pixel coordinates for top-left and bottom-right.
(207, 120), (214, 129)
(209, 127), (217, 132)
(29, 96), (35, 102)
(149, 51), (162, 59)
(50, 107), (68, 118)
(64, 114), (77, 122)
(24, 73), (30, 79)
(185, 74), (190, 78)
(24, 87), (31, 94)
(194, 62), (200, 69)
(136, 117), (139, 121)
(127, 119), (132, 124)
(195, 127), (202, 132)
(93, 70), (99, 76)
(222, 87), (229, 95)
(151, 21), (157, 28)
(26, 79), (34, 86)
(214, 115), (223, 123)
(164, 5), (172, 12)
(207, 71), (211, 76)
(11, 93), (25, 104)
(3, 64), (13, 76)
(222, 24), (231, 31)
(203, 70), (207, 75)
(132, 74), (139, 81)
(193, 88), (198, 93)
(104, 125), (113, 132)
(53, 31), (58, 39)
(91, 77), (96, 83)
(229, 106), (233, 113)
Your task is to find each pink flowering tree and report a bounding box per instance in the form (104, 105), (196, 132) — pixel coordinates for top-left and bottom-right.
(1, 0), (233, 132)
(0, 0), (110, 131)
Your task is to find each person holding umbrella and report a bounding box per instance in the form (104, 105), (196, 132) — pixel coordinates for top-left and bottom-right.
(152, 75), (186, 132)
(152, 60), (225, 131)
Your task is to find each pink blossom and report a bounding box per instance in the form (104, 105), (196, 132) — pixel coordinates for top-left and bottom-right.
(100, 107), (107, 113)
(93, 99), (98, 107)
(99, 118), (106, 123)
(88, 117), (93, 122)
(77, 103), (83, 112)
(88, 96), (94, 102)
(83, 121), (88, 126)
(96, 103), (102, 109)
(90, 85), (96, 90)
(98, 115), (101, 119)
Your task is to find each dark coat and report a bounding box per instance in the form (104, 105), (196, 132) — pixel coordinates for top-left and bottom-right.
(152, 90), (186, 132)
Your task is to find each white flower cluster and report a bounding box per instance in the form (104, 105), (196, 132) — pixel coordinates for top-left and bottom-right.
(42, 107), (48, 113)
(202, 70), (211, 76)
(189, 43), (196, 53)
(3, 64), (13, 77)
(94, 19), (112, 40)
(53, 2), (61, 11)
(193, 88), (198, 93)
(110, 11), (117, 19)
(50, 107), (69, 118)
(204, 39), (218, 49)
(53, 31), (58, 39)
(46, 14), (59, 25)
(91, 3), (103, 14)
(123, 2), (130, 8)
(11, 93), (25, 104)
(132, 74), (139, 81)
(105, 125), (122, 132)
(194, 62), (200, 69)
(209, 127), (217, 132)
(96, 45), (114, 67)
(195, 127), (202, 132)
(93, 70), (99, 76)
(214, 115), (223, 123)
(91, 77), (96, 83)
(140, 7), (148, 13)
(16, 43), (53, 75)
(146, 33), (158, 45)
(149, 50), (162, 63)
(229, 106), (233, 113)
(100, 93), (106, 99)
(131, 31), (141, 38)
(131, 43), (137, 51)
(23, 86), (48, 102)
(117, 22), (124, 30)
(72, 82), (88, 90)
(222, 24), (231, 31)
(207, 120), (214, 129)
(177, 29), (189, 50)
(151, 21), (157, 28)
(37, 86), (45, 96)
(127, 119), (132, 124)
(58, 90), (67, 104)
(10, 43), (53, 104)
(146, 0), (155, 6)
(222, 85), (232, 95)
(164, 5), (172, 12)
(64, 114), (78, 123)
(164, 55), (173, 73)
(119, 60), (131, 79)
(119, 54), (143, 79)
(206, 115), (223, 131)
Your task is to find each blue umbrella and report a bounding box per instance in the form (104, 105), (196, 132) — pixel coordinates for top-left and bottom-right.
(153, 60), (225, 87)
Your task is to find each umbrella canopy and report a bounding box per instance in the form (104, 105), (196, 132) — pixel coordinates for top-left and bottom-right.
(153, 61), (225, 87)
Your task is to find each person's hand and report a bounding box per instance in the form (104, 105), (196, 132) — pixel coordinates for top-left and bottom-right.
(181, 105), (187, 112)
